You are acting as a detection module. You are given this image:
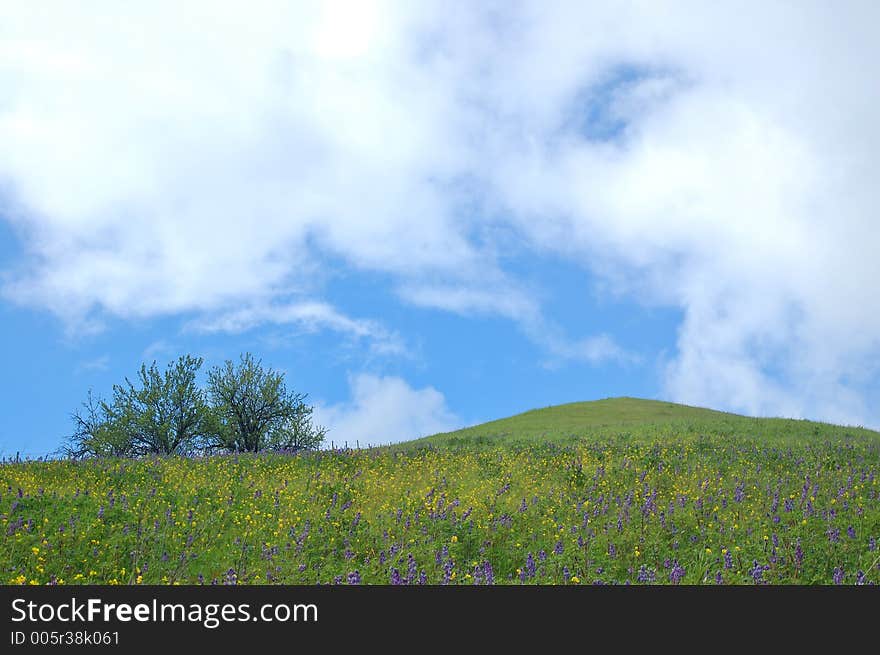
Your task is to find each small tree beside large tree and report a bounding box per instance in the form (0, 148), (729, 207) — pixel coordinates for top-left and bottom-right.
(65, 391), (132, 458)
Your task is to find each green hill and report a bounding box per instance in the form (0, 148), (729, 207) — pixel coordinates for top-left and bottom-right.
(403, 397), (880, 449)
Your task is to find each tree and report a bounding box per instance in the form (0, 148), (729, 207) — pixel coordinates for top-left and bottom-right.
(206, 353), (325, 452)
(271, 404), (327, 453)
(108, 355), (213, 456)
(63, 390), (132, 458)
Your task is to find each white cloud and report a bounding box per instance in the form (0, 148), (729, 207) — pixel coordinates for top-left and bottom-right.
(398, 281), (636, 365)
(1, 3), (878, 424)
(77, 354), (110, 373)
(314, 374), (459, 447)
(141, 339), (174, 361)
(187, 300), (406, 357)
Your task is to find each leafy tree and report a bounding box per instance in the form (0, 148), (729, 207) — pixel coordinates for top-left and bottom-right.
(206, 353), (325, 452)
(63, 390), (132, 458)
(108, 355), (213, 456)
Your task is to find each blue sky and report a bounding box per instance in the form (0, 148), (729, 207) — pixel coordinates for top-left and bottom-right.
(1, 2), (879, 456)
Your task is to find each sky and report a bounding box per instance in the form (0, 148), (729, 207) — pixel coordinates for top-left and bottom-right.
(1, 1), (879, 456)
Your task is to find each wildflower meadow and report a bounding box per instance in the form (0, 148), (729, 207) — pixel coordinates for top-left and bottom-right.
(2, 434), (878, 585)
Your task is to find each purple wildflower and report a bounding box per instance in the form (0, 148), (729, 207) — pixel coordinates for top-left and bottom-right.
(442, 558), (454, 585)
(483, 561), (494, 585)
(832, 567), (844, 585)
(669, 560), (686, 584)
(525, 552), (537, 578)
(406, 553), (418, 585)
(749, 560), (769, 584)
(347, 571), (361, 585)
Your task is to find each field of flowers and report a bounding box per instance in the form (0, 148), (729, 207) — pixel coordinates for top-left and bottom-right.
(2, 438), (879, 585)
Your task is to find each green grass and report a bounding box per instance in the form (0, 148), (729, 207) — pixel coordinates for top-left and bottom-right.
(2, 397), (878, 585)
(405, 397), (880, 449)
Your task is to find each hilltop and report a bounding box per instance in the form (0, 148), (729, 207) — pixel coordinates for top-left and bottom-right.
(402, 397), (880, 449)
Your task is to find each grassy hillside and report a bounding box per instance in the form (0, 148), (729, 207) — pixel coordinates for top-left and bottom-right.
(2, 396), (878, 585)
(405, 397), (880, 449)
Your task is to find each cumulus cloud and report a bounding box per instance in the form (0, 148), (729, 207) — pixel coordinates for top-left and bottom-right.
(313, 374), (459, 446)
(1, 2), (878, 424)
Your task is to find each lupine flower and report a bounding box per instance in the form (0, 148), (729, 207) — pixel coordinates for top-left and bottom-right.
(442, 558), (455, 585)
(483, 561), (494, 585)
(832, 567), (845, 585)
(637, 566), (655, 583)
(669, 561), (686, 584)
(749, 560), (769, 584)
(525, 553), (537, 578)
(554, 540), (564, 555)
(406, 553), (418, 585)
(347, 571), (361, 585)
